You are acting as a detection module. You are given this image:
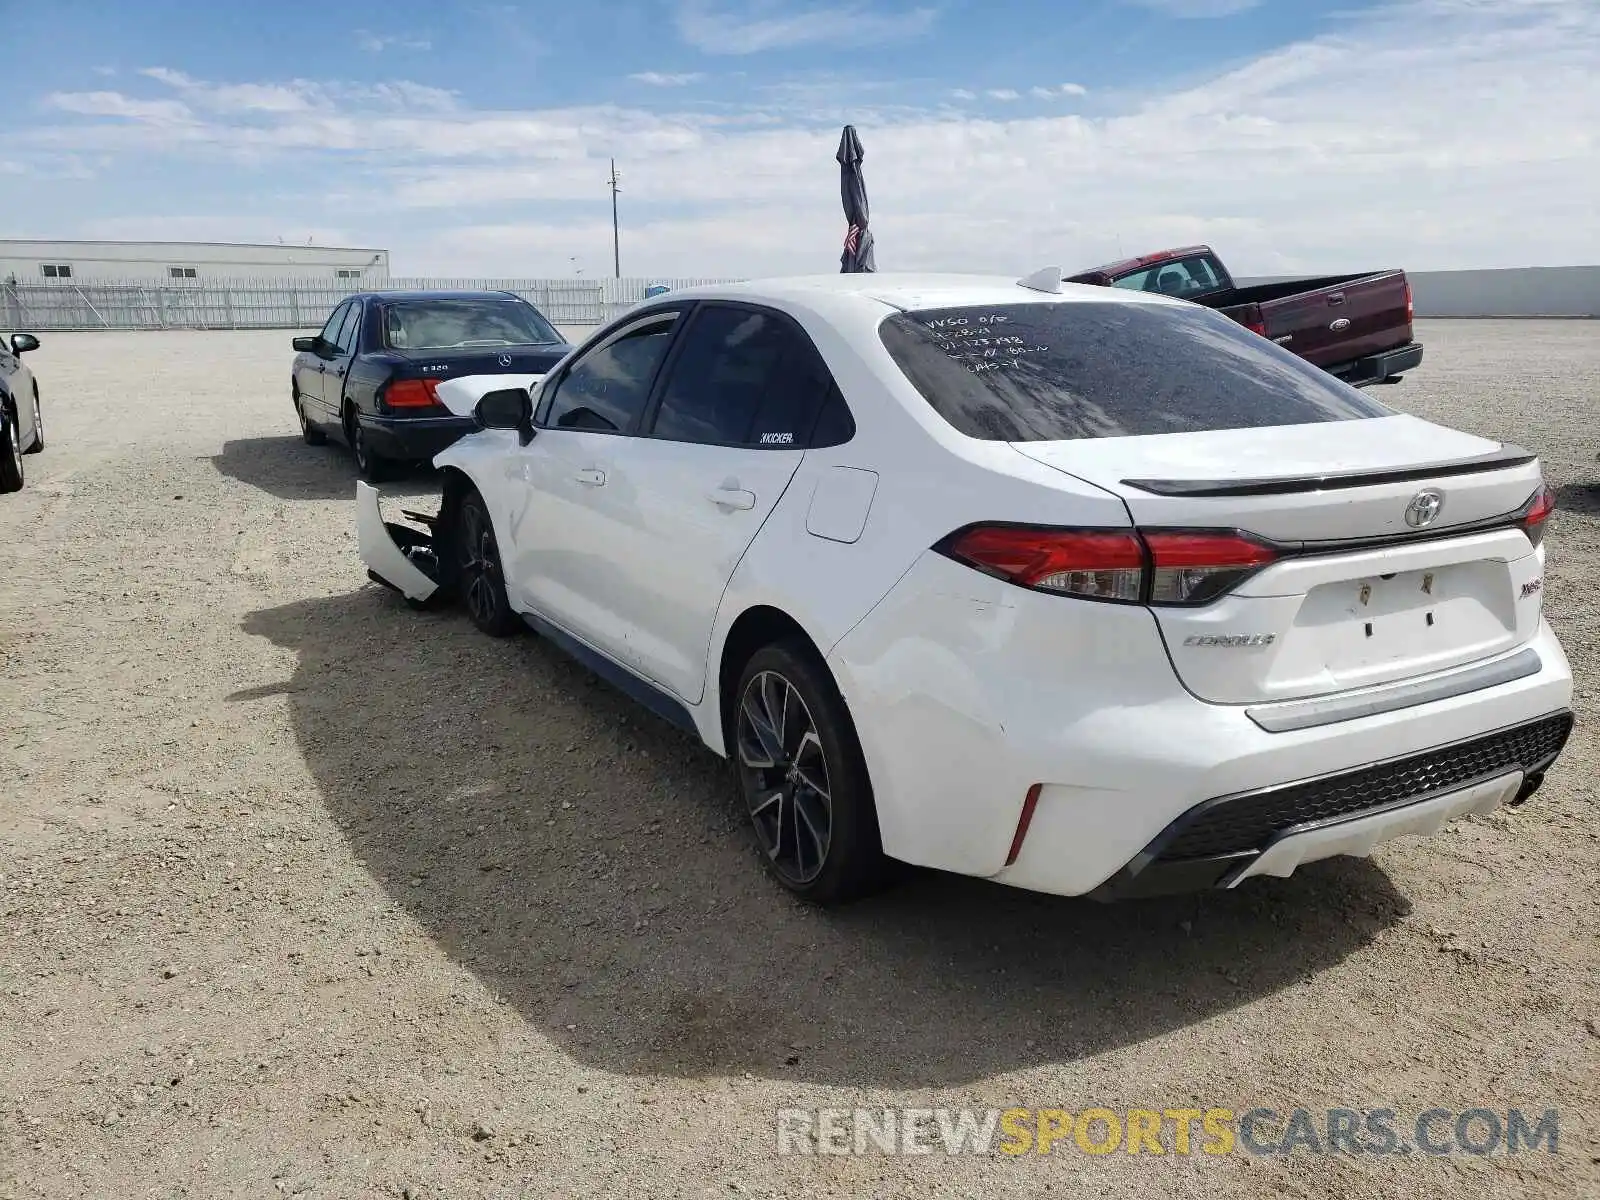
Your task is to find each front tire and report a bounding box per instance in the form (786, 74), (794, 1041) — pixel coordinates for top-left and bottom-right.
(0, 408), (24, 493)
(732, 641), (886, 905)
(24, 391), (43, 454)
(453, 490), (520, 637)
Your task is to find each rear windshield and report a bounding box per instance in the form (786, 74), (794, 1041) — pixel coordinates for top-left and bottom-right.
(1109, 252), (1229, 299)
(878, 301), (1392, 442)
(381, 299), (561, 350)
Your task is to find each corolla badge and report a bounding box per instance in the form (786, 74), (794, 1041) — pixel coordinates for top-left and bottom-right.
(497, 352), (514, 367)
(1329, 317), (1352, 332)
(1405, 488), (1445, 528)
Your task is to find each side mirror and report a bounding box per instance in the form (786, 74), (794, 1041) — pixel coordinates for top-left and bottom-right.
(474, 387), (535, 445)
(292, 335), (317, 353)
(10, 333), (39, 355)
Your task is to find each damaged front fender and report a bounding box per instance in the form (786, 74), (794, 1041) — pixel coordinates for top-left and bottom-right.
(356, 480), (445, 605)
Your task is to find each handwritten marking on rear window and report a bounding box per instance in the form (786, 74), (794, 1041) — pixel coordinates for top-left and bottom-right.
(921, 317), (1049, 372)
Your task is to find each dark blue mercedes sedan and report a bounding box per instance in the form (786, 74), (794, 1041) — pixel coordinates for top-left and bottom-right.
(290, 289), (574, 480)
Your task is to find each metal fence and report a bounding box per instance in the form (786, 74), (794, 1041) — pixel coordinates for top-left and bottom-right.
(0, 276), (741, 333)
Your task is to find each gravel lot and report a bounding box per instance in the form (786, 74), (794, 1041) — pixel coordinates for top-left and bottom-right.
(2, 321), (1597, 1198)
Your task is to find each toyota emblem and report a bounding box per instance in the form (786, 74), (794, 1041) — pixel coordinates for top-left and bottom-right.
(1405, 488), (1445, 528)
(497, 352), (514, 367)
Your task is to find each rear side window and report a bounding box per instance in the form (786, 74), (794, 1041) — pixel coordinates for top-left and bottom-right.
(545, 317), (677, 433)
(879, 301), (1392, 442)
(648, 305), (840, 448)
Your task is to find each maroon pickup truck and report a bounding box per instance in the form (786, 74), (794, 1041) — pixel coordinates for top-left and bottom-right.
(1068, 245), (1423, 388)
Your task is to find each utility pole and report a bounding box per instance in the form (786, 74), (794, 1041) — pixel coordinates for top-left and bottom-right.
(608, 158), (622, 278)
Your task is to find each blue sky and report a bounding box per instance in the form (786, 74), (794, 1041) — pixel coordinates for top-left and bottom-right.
(3, 0), (1596, 277)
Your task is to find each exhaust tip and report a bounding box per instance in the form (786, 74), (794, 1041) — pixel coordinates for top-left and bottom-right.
(1509, 772), (1545, 808)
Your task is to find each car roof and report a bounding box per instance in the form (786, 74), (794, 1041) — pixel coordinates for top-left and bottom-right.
(355, 289), (524, 302)
(655, 273), (1188, 314)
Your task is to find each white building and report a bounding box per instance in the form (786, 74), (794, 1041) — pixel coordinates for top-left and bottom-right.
(0, 239), (391, 284)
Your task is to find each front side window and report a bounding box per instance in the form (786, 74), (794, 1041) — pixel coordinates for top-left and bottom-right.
(382, 298), (561, 350)
(544, 316), (677, 433)
(318, 301), (351, 344)
(1111, 254), (1226, 298)
(650, 306), (832, 447)
(333, 302), (364, 354)
(879, 301), (1393, 442)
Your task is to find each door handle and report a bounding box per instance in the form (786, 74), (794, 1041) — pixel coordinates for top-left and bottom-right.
(575, 468), (607, 486)
(708, 486), (756, 511)
(1327, 292), (1346, 306)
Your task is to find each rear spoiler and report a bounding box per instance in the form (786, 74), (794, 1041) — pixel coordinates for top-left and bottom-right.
(1122, 444), (1536, 498)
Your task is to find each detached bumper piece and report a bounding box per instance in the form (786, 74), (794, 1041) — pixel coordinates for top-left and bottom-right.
(1092, 711), (1574, 900)
(356, 480), (447, 607)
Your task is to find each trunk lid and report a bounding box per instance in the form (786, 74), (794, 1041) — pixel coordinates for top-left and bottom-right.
(389, 344), (572, 380)
(1012, 415), (1547, 704)
(1257, 271), (1412, 368)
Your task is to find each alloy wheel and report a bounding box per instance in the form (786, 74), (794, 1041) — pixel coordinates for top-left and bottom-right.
(458, 502), (503, 627)
(736, 670), (833, 885)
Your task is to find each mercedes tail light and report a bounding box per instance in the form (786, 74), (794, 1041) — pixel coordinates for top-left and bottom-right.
(1519, 484), (1555, 548)
(384, 378), (444, 410)
(937, 524), (1279, 607)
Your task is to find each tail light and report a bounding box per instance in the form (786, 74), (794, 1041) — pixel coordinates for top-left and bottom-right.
(1405, 279), (1415, 323)
(383, 378), (444, 410)
(1144, 530), (1278, 605)
(1243, 315), (1267, 338)
(1518, 484), (1555, 548)
(938, 524), (1278, 606)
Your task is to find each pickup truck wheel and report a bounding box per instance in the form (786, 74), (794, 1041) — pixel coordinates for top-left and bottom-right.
(294, 385), (326, 446)
(455, 490), (520, 637)
(0, 407), (24, 493)
(733, 641), (888, 905)
(24, 390), (43, 454)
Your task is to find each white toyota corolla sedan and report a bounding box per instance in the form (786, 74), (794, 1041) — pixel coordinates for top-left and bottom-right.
(357, 271), (1573, 905)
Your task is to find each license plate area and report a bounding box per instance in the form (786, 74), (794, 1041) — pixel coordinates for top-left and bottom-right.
(1297, 562), (1515, 682)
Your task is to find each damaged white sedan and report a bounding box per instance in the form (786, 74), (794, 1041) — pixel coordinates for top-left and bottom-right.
(360, 273), (1573, 905)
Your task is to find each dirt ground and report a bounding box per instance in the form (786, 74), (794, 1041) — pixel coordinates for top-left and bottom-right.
(2, 321), (1597, 1199)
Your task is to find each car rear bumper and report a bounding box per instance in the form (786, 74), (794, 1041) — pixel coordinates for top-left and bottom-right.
(357, 412), (476, 461)
(825, 552), (1574, 898)
(1331, 341), (1425, 388)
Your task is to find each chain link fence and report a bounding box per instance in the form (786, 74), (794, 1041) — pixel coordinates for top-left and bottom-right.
(0, 276), (740, 334)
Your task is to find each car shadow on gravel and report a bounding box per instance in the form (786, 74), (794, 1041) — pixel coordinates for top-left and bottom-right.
(1554, 480), (1600, 517)
(211, 436), (441, 501)
(240, 587), (1411, 1089)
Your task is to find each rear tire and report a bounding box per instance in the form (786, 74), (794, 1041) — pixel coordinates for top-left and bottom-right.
(732, 640), (887, 905)
(295, 386), (326, 446)
(0, 406), (24, 493)
(24, 390), (43, 454)
(347, 407), (390, 482)
(453, 490), (520, 637)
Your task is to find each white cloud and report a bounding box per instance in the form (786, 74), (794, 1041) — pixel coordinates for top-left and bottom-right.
(356, 30), (433, 53)
(675, 1), (937, 54)
(17, 0), (1600, 278)
(1122, 0), (1262, 16)
(986, 89), (1021, 101)
(629, 71), (708, 86)
(45, 91), (192, 123)
(949, 88), (976, 100)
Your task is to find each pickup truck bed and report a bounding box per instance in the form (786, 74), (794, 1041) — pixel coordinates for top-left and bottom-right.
(1069, 246), (1423, 388)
